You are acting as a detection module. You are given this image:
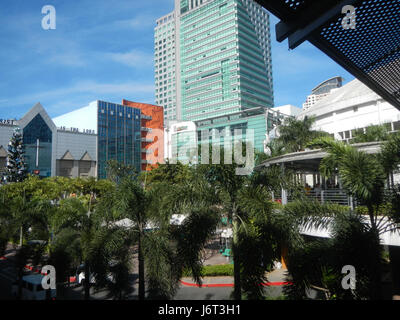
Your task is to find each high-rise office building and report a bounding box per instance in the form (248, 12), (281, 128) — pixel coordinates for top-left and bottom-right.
(155, 0), (274, 125)
(302, 76), (343, 110)
(155, 12), (178, 122)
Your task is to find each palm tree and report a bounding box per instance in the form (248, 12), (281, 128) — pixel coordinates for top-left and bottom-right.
(116, 177), (149, 300)
(282, 200), (381, 300)
(54, 187), (120, 300)
(351, 124), (390, 143)
(277, 116), (330, 153)
(193, 153), (303, 300)
(294, 136), (400, 299)
(236, 184), (301, 299)
(162, 170), (221, 285)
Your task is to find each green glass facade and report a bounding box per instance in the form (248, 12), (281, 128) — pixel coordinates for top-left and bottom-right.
(157, 0), (275, 156)
(180, 0), (273, 122)
(196, 108), (267, 152)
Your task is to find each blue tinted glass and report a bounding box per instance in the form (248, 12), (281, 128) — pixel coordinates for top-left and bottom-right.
(23, 114), (52, 177)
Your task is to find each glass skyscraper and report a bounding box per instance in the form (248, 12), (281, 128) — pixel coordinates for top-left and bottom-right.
(155, 0), (274, 125)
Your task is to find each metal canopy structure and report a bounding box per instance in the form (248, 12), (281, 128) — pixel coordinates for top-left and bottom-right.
(256, 141), (382, 171)
(256, 0), (400, 111)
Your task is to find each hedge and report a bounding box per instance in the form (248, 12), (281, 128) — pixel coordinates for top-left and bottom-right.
(182, 264), (234, 277)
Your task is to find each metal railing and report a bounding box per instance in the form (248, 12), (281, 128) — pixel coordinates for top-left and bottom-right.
(287, 189), (351, 206)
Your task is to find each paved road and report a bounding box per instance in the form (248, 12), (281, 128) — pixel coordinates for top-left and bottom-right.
(174, 285), (232, 300)
(0, 244), (288, 300)
(0, 253), (18, 300)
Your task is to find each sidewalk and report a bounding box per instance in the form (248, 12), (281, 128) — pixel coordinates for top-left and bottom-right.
(180, 268), (291, 288)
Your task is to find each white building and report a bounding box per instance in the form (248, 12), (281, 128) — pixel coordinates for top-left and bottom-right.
(298, 78), (400, 141)
(273, 104), (302, 118)
(155, 11), (178, 122)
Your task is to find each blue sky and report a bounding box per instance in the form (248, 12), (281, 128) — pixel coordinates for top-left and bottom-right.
(0, 0), (354, 120)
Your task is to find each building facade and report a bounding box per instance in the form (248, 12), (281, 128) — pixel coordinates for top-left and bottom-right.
(302, 76), (343, 111)
(155, 0), (274, 125)
(164, 106), (295, 163)
(54, 100), (164, 179)
(0, 103), (97, 179)
(0, 100), (165, 180)
(298, 78), (400, 141)
(165, 121), (198, 162)
(122, 100), (165, 171)
(96, 101), (142, 179)
(155, 11), (178, 122)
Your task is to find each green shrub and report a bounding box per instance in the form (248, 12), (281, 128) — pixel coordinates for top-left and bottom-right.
(183, 264), (234, 277)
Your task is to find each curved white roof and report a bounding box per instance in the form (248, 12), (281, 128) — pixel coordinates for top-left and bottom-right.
(53, 101), (98, 132)
(298, 79), (381, 120)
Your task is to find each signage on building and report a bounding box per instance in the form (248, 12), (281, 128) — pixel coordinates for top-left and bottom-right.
(0, 119), (16, 126)
(175, 126), (188, 132)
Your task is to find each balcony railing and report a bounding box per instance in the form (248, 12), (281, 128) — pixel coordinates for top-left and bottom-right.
(287, 189), (352, 207)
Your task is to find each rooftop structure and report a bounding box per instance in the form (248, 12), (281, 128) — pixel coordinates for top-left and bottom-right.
(303, 77), (343, 111)
(298, 79), (400, 142)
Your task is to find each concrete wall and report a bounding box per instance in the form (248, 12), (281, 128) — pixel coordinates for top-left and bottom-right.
(56, 159), (96, 178)
(56, 131), (97, 161)
(0, 125), (16, 149)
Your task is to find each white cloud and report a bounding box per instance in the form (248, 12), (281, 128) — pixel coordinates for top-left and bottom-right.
(114, 15), (158, 29)
(107, 50), (154, 68)
(0, 80), (155, 109)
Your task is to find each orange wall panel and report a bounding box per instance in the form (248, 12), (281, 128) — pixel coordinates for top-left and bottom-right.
(122, 100), (164, 171)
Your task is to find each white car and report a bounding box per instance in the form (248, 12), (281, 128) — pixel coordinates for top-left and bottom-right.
(12, 275), (56, 300)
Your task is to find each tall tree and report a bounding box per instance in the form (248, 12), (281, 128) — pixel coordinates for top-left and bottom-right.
(303, 136), (400, 299)
(4, 128), (27, 183)
(277, 116), (330, 153)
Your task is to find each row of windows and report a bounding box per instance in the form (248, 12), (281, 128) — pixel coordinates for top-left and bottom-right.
(183, 49), (237, 75)
(182, 36), (236, 60)
(182, 14), (236, 45)
(183, 99), (239, 115)
(183, 38), (237, 67)
(181, 0), (234, 29)
(183, 53), (237, 79)
(184, 78), (238, 98)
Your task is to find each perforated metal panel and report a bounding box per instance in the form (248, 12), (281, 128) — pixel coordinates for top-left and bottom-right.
(283, 0), (307, 11)
(255, 0), (400, 111)
(317, 0), (400, 103)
